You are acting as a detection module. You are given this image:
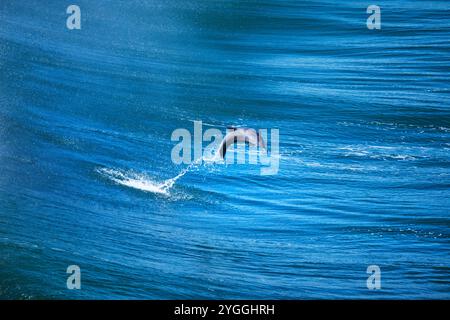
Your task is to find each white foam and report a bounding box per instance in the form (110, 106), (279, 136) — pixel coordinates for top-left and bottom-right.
(96, 157), (205, 196)
(97, 167), (170, 195)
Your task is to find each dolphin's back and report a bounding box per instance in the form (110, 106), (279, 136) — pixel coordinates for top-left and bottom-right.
(217, 128), (264, 159)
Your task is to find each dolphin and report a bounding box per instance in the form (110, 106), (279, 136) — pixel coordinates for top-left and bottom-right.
(217, 127), (266, 159)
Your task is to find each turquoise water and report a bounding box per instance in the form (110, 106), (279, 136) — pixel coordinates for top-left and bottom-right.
(0, 1), (449, 299)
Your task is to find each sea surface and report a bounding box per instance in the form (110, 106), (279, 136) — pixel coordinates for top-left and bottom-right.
(0, 0), (449, 299)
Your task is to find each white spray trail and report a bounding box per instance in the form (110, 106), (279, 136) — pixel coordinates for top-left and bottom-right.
(97, 157), (209, 196)
(160, 157), (203, 191)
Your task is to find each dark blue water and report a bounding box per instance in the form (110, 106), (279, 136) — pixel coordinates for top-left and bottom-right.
(1, 0), (449, 299)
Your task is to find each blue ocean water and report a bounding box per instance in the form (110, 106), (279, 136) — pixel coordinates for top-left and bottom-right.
(0, 0), (449, 299)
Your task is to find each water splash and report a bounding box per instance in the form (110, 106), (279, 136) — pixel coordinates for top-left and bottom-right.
(159, 157), (204, 191)
(96, 167), (170, 195)
(96, 157), (206, 196)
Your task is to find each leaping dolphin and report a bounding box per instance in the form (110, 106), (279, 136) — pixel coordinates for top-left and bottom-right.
(217, 127), (266, 159)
